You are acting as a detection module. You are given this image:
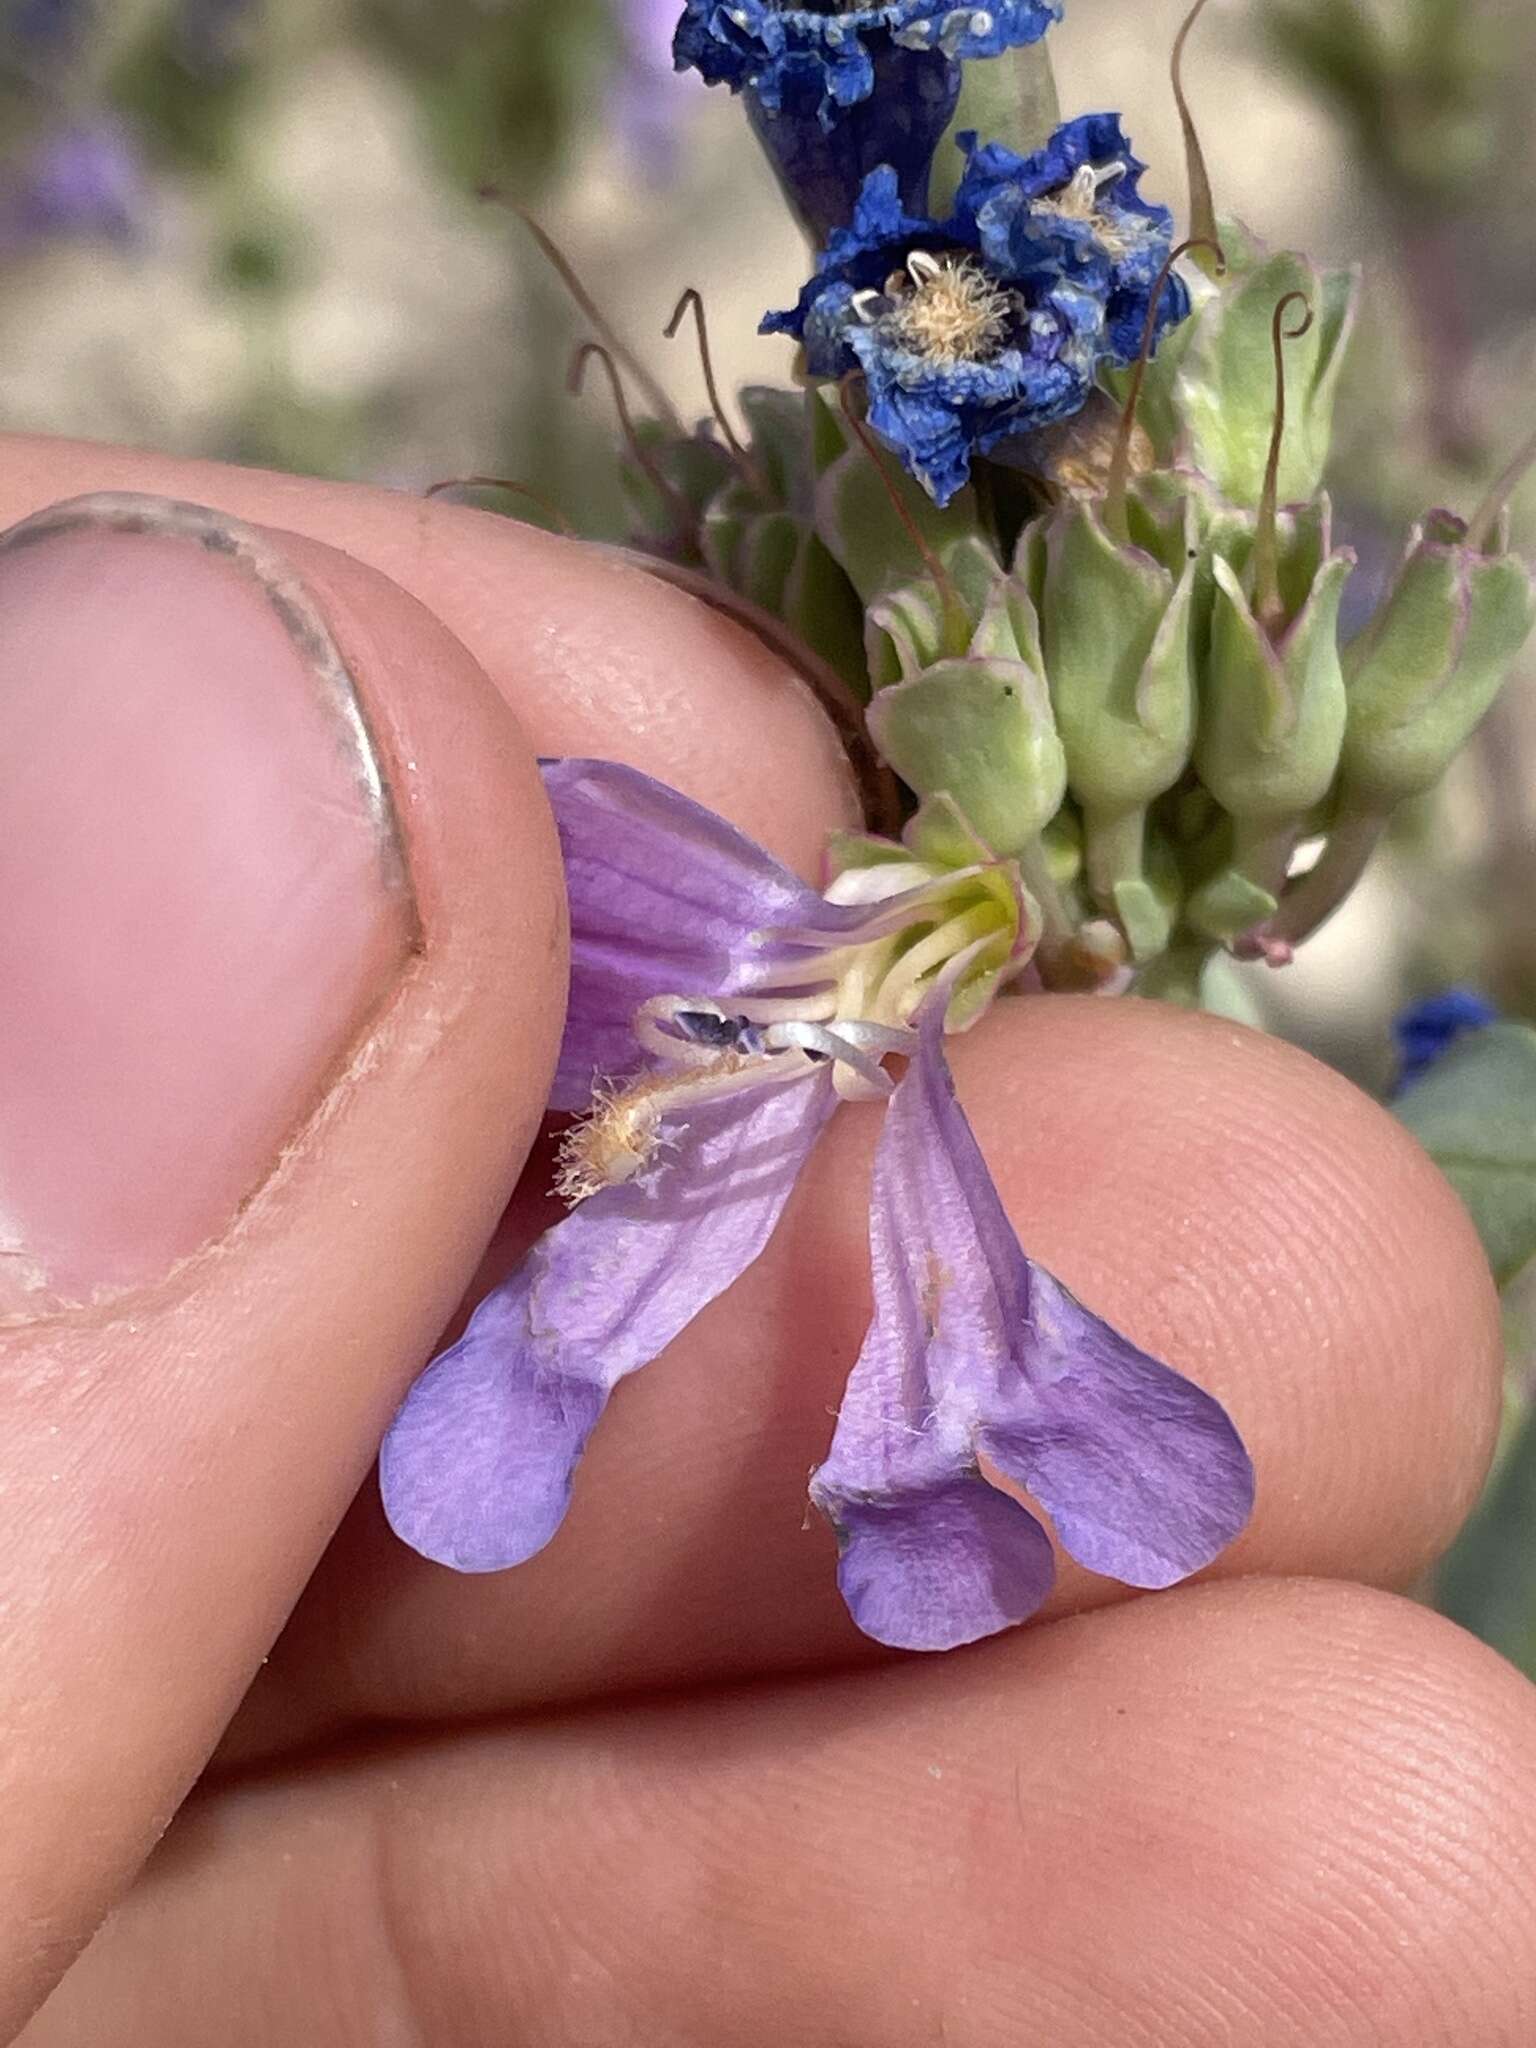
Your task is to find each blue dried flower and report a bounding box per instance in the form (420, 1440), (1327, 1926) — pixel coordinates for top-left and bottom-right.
(763, 117), (1184, 504)
(673, 0), (1061, 235)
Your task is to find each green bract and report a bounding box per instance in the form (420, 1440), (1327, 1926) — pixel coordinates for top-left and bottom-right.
(1342, 510), (1536, 807)
(1139, 244), (1359, 510)
(864, 572), (1068, 860)
(1017, 489), (1198, 959)
(1188, 500), (1353, 939)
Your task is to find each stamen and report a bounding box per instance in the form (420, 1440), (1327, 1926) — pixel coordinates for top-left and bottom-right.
(1254, 290), (1316, 636)
(555, 1052), (815, 1204)
(768, 1021), (895, 1095)
(877, 905), (1001, 1017)
(887, 253), (1015, 367)
(423, 475), (576, 536)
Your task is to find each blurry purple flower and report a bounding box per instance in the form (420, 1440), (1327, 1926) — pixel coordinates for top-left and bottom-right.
(380, 759), (1253, 1649)
(4, 0), (91, 62)
(0, 115), (146, 255)
(612, 0), (704, 181)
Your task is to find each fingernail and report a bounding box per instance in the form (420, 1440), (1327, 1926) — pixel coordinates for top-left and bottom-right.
(0, 494), (417, 1304)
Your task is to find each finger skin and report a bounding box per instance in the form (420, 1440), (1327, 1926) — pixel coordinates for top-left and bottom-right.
(0, 435), (861, 873)
(0, 528), (565, 2032)
(225, 993), (1503, 1742)
(23, 1581), (1536, 2047)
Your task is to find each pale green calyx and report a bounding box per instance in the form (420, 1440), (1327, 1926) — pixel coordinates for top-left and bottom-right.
(1016, 488), (1198, 959)
(1137, 243), (1360, 511)
(1187, 499), (1353, 940)
(864, 573), (1068, 862)
(1341, 510), (1536, 808)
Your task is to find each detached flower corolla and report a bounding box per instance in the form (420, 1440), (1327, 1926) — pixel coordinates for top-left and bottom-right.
(672, 1), (1062, 234)
(380, 760), (1254, 1651)
(763, 116), (1186, 504)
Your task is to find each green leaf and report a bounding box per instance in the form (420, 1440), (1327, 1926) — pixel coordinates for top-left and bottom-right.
(1436, 1399), (1536, 1679)
(1395, 1023), (1536, 1288)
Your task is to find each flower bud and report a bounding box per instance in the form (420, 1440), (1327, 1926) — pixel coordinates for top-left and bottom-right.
(1187, 499), (1354, 939)
(864, 573), (1069, 860)
(1019, 488), (1198, 958)
(1139, 247), (1359, 510)
(1237, 508), (1536, 954)
(1341, 509), (1536, 807)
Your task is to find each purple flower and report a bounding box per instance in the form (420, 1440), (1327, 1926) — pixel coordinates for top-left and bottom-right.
(0, 116), (145, 254)
(380, 759), (1253, 1648)
(812, 996), (1254, 1649)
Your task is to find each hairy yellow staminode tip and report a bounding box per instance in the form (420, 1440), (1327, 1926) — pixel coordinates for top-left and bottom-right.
(890, 257), (1014, 367)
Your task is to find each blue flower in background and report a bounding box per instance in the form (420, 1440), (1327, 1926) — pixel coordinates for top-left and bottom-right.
(0, 116), (145, 256)
(673, 0), (1061, 238)
(1393, 988), (1499, 1092)
(763, 117), (1184, 504)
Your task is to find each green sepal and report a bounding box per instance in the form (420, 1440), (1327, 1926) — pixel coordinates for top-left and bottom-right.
(811, 385), (993, 612)
(1160, 249), (1360, 509)
(926, 40), (1059, 215)
(1394, 1021), (1536, 1290)
(902, 790), (996, 871)
(1183, 867), (1279, 946)
(1341, 512), (1536, 807)
(865, 654), (1067, 858)
(1029, 498), (1198, 813)
(865, 536), (1015, 685)
(1194, 540), (1351, 824)
(620, 419), (737, 557)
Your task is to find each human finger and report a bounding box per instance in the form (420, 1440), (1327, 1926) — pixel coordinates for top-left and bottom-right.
(225, 990), (1502, 1744)
(24, 1581), (1536, 2046)
(0, 492), (564, 2033)
(0, 434), (860, 871)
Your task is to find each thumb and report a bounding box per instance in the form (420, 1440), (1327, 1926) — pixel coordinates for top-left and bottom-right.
(0, 493), (565, 2031)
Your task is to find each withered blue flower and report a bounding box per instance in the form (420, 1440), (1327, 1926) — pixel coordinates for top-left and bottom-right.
(763, 117), (1185, 504)
(672, 0), (1062, 235)
(380, 760), (1253, 1650)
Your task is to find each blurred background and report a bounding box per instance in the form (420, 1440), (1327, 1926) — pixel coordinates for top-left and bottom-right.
(2, 0), (1532, 1654)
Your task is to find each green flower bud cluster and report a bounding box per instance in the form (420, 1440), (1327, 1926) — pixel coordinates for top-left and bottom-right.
(609, 234), (1535, 997)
